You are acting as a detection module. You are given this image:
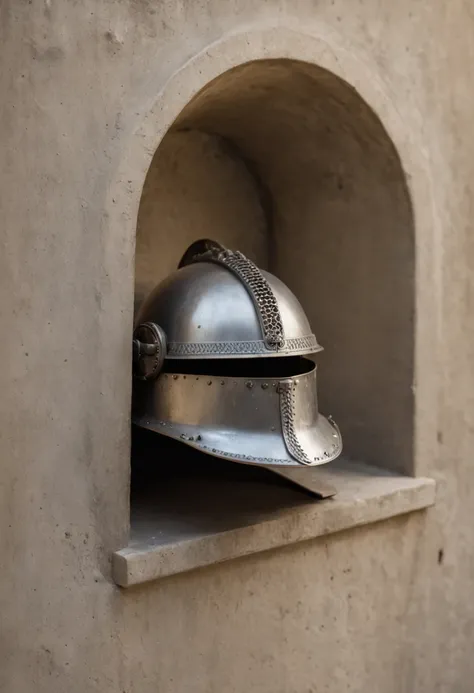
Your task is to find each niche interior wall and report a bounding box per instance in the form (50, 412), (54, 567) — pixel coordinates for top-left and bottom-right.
(134, 58), (415, 476)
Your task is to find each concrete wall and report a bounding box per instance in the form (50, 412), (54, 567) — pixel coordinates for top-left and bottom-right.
(1, 1), (473, 691)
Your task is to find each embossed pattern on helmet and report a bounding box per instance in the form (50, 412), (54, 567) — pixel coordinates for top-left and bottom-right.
(278, 381), (313, 464)
(190, 246), (285, 351)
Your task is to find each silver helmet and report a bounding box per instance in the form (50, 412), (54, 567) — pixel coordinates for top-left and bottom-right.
(132, 240), (342, 496)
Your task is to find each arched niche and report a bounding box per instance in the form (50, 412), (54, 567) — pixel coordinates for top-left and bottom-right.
(134, 57), (415, 475)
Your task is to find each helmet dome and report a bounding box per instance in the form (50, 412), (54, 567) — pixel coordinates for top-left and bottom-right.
(135, 260), (321, 360)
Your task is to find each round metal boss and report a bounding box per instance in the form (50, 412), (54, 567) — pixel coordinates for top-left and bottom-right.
(132, 322), (167, 380)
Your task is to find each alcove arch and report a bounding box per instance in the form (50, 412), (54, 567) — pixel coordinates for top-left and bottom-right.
(134, 57), (415, 474)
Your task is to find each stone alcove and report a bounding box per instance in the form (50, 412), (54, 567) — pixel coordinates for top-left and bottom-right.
(112, 49), (436, 587)
(134, 58), (415, 476)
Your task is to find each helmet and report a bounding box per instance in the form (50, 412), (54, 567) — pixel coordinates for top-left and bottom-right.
(132, 240), (342, 497)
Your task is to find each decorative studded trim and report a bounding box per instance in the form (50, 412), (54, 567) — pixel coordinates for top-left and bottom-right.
(148, 415), (342, 467)
(187, 246), (285, 351)
(278, 380), (313, 465)
(166, 335), (319, 358)
(151, 420), (293, 463)
(198, 445), (294, 465)
(197, 442), (340, 465)
(277, 382), (342, 465)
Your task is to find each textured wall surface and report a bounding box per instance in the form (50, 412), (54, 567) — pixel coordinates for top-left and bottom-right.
(0, 1), (473, 692)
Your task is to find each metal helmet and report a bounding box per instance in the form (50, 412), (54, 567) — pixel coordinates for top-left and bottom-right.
(132, 240), (342, 497)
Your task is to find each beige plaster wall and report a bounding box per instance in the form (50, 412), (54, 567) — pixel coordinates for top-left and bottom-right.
(0, 2), (473, 692)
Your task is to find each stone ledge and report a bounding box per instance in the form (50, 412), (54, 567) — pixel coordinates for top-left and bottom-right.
(113, 460), (436, 587)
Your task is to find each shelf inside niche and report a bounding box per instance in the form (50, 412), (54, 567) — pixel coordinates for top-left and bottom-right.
(113, 430), (435, 587)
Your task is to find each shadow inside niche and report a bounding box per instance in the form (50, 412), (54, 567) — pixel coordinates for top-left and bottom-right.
(130, 426), (322, 544)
